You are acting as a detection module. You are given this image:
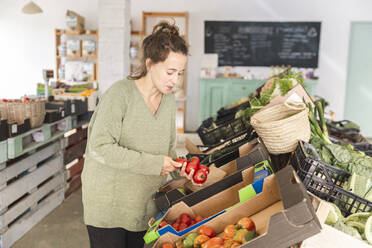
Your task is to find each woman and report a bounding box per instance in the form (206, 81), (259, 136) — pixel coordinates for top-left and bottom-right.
(81, 21), (199, 248)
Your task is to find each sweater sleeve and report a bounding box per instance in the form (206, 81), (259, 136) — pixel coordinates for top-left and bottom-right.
(86, 82), (164, 176)
(168, 96), (182, 180)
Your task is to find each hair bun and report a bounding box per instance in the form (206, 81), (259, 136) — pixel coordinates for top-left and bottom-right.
(152, 21), (179, 36)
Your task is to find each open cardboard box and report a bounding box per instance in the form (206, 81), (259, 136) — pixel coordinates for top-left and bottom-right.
(184, 139), (270, 192)
(153, 140), (271, 211)
(145, 164), (270, 244)
(153, 165), (321, 248)
(295, 194), (371, 248)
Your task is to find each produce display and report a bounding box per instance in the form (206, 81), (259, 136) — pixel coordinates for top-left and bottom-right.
(161, 218), (257, 248)
(158, 213), (205, 232)
(234, 70), (305, 122)
(174, 157), (209, 184)
(199, 70), (306, 139)
(325, 203), (372, 245)
(151, 69), (372, 248)
(306, 100), (372, 203)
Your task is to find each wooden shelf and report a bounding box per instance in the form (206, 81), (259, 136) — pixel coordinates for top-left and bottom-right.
(57, 78), (97, 83)
(55, 29), (99, 84)
(131, 30), (141, 36)
(141, 12), (189, 133)
(57, 55), (97, 59)
(56, 30), (98, 36)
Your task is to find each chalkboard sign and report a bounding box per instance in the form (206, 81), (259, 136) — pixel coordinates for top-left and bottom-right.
(205, 21), (321, 68)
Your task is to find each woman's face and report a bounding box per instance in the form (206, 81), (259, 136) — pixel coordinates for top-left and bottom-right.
(147, 51), (187, 94)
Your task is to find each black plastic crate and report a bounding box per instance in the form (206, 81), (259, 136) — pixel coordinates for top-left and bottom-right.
(328, 183), (372, 216)
(327, 120), (360, 133)
(187, 149), (239, 167)
(326, 120), (368, 143)
(0, 119), (8, 142)
(290, 141), (350, 187)
(44, 110), (64, 123)
(186, 133), (255, 167)
(303, 175), (372, 216)
(8, 118), (31, 138)
(45, 99), (72, 116)
(195, 131), (253, 154)
(353, 142), (372, 157)
(217, 100), (250, 119)
(72, 99), (88, 116)
(197, 117), (251, 146)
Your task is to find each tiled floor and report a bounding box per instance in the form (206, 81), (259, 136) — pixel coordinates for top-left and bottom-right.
(12, 133), (201, 248)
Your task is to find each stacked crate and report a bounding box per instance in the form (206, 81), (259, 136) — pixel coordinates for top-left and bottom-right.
(0, 116), (72, 248)
(63, 116), (89, 198)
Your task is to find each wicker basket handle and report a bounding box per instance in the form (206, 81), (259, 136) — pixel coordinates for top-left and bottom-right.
(284, 101), (306, 111)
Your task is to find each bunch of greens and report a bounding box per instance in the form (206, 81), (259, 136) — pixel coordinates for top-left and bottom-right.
(325, 203), (372, 245)
(306, 100), (372, 203)
(235, 70), (306, 121)
(202, 70), (306, 135)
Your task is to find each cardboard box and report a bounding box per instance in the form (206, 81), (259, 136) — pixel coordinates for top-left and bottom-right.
(66, 10), (85, 34)
(152, 166), (321, 248)
(145, 165), (269, 244)
(66, 40), (81, 57)
(154, 141), (271, 211)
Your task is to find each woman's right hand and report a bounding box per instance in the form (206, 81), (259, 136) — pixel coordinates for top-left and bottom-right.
(161, 156), (183, 175)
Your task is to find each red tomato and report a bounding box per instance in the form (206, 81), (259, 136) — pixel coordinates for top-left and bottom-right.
(186, 158), (200, 174)
(175, 218), (181, 223)
(158, 220), (168, 229)
(172, 222), (180, 230)
(199, 164), (210, 174)
(180, 213), (191, 226)
(237, 217), (256, 232)
(201, 237), (224, 248)
(193, 169), (208, 184)
(178, 222), (188, 231)
(194, 215), (204, 223)
(161, 243), (174, 248)
(198, 226), (216, 238)
(191, 220), (196, 226)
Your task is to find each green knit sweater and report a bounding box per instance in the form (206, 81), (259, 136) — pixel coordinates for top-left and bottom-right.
(81, 79), (177, 231)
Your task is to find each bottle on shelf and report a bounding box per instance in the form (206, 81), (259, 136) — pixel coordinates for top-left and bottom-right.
(129, 41), (138, 59)
(58, 64), (65, 80)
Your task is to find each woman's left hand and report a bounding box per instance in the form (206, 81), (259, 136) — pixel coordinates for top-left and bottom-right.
(178, 162), (203, 187)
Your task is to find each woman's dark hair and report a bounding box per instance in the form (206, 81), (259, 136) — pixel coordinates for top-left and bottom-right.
(128, 21), (189, 80)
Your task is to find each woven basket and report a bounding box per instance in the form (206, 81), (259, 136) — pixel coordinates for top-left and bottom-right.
(0, 99), (46, 128)
(250, 101), (310, 154)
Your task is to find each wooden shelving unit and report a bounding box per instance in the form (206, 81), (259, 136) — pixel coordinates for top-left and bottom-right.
(55, 29), (99, 83)
(140, 12), (189, 133)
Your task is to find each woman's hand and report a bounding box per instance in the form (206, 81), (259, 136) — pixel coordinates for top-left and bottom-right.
(178, 162), (203, 187)
(161, 156), (182, 175)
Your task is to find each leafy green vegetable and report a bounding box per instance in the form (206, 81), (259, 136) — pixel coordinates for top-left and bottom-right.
(333, 221), (363, 240)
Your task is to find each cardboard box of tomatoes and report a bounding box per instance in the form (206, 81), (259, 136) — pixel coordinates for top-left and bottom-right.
(153, 139), (271, 212)
(145, 161), (272, 245)
(151, 165), (321, 248)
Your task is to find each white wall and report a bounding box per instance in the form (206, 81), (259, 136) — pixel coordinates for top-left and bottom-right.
(2, 0), (372, 131)
(0, 0), (98, 98)
(131, 0), (372, 131)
